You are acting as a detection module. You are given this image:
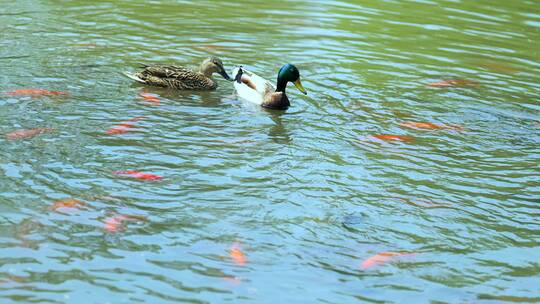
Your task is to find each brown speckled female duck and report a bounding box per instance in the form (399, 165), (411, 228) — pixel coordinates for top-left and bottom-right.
(124, 57), (231, 90)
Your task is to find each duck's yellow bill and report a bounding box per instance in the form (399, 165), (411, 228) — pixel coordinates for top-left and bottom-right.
(294, 79), (307, 95)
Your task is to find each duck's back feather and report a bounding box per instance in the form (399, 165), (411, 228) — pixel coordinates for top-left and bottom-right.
(232, 67), (274, 106)
(124, 64), (216, 90)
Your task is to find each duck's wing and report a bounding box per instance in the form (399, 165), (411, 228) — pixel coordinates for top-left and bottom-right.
(232, 67), (275, 105)
(139, 64), (196, 80)
(125, 64), (215, 90)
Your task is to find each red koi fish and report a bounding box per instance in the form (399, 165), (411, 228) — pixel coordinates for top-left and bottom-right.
(371, 134), (414, 142)
(361, 252), (414, 270)
(104, 214), (146, 232)
(5, 128), (54, 140)
(106, 116), (145, 135)
(113, 170), (163, 181)
(427, 79), (478, 88)
(139, 92), (160, 103)
(6, 89), (69, 96)
(50, 198), (85, 212)
(400, 121), (463, 131)
(229, 242), (247, 266)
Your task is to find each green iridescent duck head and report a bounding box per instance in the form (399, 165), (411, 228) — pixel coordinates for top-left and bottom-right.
(275, 64), (307, 95)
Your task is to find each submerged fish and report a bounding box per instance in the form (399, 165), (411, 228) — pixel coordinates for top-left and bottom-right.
(106, 116), (145, 135)
(399, 121), (463, 130)
(391, 196), (451, 209)
(104, 214), (147, 233)
(6, 89), (69, 96)
(70, 43), (100, 48)
(477, 61), (518, 74)
(113, 170), (163, 181)
(342, 214), (364, 230)
(5, 127), (54, 140)
(427, 79), (478, 88)
(0, 275), (27, 285)
(371, 134), (414, 142)
(361, 251), (414, 270)
(50, 198), (85, 212)
(139, 92), (160, 103)
(229, 242), (247, 266)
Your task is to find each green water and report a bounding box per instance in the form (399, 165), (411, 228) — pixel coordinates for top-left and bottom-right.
(1, 0), (539, 303)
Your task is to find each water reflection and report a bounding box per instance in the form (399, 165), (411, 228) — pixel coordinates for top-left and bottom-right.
(266, 111), (292, 144)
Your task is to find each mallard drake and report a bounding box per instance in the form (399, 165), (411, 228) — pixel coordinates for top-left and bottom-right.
(123, 57), (231, 90)
(232, 64), (307, 110)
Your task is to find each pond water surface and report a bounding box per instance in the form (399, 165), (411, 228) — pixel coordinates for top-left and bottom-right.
(1, 0), (539, 303)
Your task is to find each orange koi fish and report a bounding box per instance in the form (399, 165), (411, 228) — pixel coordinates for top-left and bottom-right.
(50, 198), (85, 212)
(113, 170), (163, 181)
(361, 252), (414, 270)
(372, 134), (414, 142)
(5, 127), (54, 140)
(106, 116), (145, 135)
(104, 214), (146, 233)
(535, 122), (540, 127)
(139, 92), (160, 103)
(427, 79), (478, 88)
(229, 242), (247, 266)
(6, 89), (69, 96)
(399, 121), (463, 130)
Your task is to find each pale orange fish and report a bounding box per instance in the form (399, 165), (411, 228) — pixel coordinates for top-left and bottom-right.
(139, 92), (160, 103)
(361, 252), (414, 270)
(6, 89), (69, 96)
(229, 242), (247, 266)
(194, 45), (231, 51)
(104, 214), (146, 233)
(427, 79), (479, 88)
(106, 116), (145, 135)
(535, 122), (540, 127)
(400, 121), (463, 131)
(392, 196), (451, 209)
(50, 198), (85, 212)
(113, 170), (163, 181)
(371, 134), (414, 142)
(5, 128), (54, 140)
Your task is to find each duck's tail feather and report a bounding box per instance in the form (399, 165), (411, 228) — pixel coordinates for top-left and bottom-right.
(122, 72), (146, 83)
